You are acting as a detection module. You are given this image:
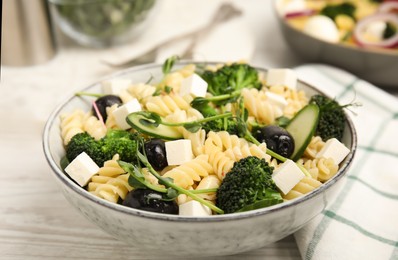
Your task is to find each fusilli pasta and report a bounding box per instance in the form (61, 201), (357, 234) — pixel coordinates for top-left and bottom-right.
(88, 155), (132, 203)
(60, 109), (86, 145)
(162, 154), (214, 189)
(282, 176), (322, 200)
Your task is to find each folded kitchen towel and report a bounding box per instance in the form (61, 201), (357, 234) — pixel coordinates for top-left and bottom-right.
(101, 0), (255, 67)
(293, 64), (398, 260)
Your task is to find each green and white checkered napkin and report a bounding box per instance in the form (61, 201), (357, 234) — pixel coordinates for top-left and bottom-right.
(292, 64), (398, 260)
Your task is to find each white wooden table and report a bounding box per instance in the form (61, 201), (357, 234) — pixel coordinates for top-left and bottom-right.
(1, 1), (396, 259)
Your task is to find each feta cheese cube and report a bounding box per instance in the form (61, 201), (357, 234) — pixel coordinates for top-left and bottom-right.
(272, 159), (305, 195)
(265, 92), (288, 108)
(64, 152), (99, 187)
(266, 69), (297, 90)
(316, 138), (350, 165)
(165, 139), (194, 166)
(265, 92), (288, 117)
(112, 99), (141, 130)
(179, 74), (208, 97)
(179, 200), (212, 216)
(102, 79), (132, 95)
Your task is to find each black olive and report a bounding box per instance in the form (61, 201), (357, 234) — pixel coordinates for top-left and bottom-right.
(123, 189), (178, 214)
(92, 95), (122, 121)
(254, 125), (295, 158)
(144, 139), (168, 171)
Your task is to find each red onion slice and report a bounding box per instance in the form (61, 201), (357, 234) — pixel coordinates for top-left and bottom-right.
(285, 9), (315, 19)
(354, 13), (398, 48)
(378, 2), (398, 14)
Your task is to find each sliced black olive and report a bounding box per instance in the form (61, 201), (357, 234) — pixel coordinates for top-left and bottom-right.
(144, 139), (168, 171)
(92, 95), (122, 121)
(254, 125), (295, 158)
(123, 189), (178, 214)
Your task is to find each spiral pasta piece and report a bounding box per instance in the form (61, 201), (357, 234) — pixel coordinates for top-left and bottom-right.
(60, 109), (86, 145)
(298, 157), (339, 182)
(206, 131), (271, 162)
(87, 155), (132, 203)
(145, 93), (193, 117)
(177, 175), (221, 206)
(105, 104), (120, 129)
(283, 176), (322, 200)
(269, 85), (308, 118)
(126, 83), (156, 104)
(165, 109), (206, 156)
(158, 64), (196, 92)
(241, 88), (282, 124)
(83, 114), (107, 140)
(203, 133), (235, 180)
(162, 154), (214, 189)
(304, 136), (326, 159)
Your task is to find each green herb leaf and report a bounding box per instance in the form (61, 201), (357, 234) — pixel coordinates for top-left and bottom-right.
(190, 97), (209, 109)
(183, 122), (202, 133)
(165, 187), (179, 201)
(128, 174), (147, 189)
(162, 55), (179, 74)
(135, 111), (162, 127)
(152, 88), (162, 96)
(164, 86), (173, 94)
(275, 116), (291, 128)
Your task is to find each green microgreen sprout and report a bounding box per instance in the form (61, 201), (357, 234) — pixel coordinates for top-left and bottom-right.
(134, 111), (233, 133)
(75, 92), (104, 98)
(120, 151), (224, 214)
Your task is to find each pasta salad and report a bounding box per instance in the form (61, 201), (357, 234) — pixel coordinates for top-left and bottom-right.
(60, 58), (352, 216)
(279, 0), (398, 52)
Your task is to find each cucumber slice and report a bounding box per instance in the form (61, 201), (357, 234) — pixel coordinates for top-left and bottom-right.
(126, 113), (182, 140)
(285, 104), (320, 161)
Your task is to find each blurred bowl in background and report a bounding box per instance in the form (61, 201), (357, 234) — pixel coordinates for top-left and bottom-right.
(48, 0), (158, 48)
(274, 0), (398, 88)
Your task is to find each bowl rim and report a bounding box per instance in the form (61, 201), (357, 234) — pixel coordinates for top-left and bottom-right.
(42, 61), (358, 222)
(273, 0), (398, 57)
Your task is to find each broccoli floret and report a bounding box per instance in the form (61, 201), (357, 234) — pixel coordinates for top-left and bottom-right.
(320, 3), (356, 21)
(310, 94), (346, 141)
(216, 156), (283, 214)
(100, 129), (138, 163)
(201, 63), (262, 104)
(202, 117), (239, 135)
(66, 130), (138, 167)
(66, 132), (104, 166)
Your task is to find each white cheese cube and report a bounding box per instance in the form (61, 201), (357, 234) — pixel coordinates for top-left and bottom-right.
(303, 15), (340, 43)
(179, 74), (208, 97)
(102, 79), (132, 95)
(266, 69), (297, 90)
(64, 152), (99, 187)
(179, 200), (212, 216)
(165, 139), (194, 166)
(265, 92), (287, 118)
(112, 99), (141, 130)
(265, 92), (288, 109)
(272, 159), (305, 195)
(316, 138), (350, 165)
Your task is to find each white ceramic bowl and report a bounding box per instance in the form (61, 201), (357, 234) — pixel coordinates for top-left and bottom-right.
(43, 62), (357, 257)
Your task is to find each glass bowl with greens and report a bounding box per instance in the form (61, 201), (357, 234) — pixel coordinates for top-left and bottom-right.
(48, 0), (158, 47)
